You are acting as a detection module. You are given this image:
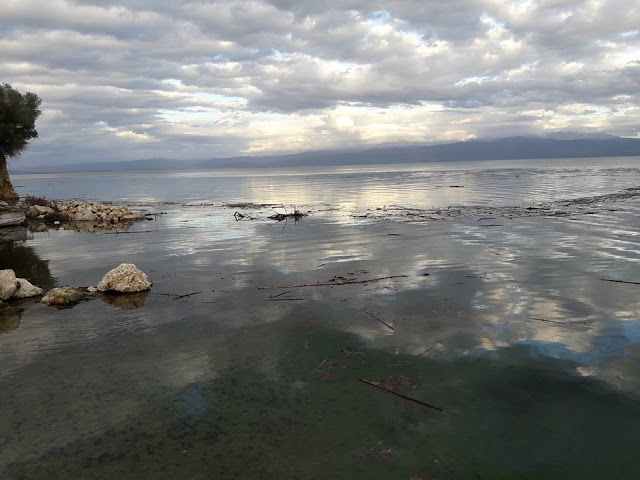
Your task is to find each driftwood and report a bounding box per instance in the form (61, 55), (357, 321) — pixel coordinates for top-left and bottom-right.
(258, 275), (408, 290)
(268, 204), (307, 222)
(173, 291), (202, 300)
(268, 211), (307, 221)
(526, 316), (565, 324)
(268, 290), (293, 299)
(311, 359), (327, 374)
(266, 298), (306, 301)
(359, 378), (443, 412)
(601, 278), (640, 286)
(104, 230), (159, 235)
(364, 310), (394, 331)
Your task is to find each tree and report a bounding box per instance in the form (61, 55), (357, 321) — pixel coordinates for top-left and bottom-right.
(0, 83), (42, 201)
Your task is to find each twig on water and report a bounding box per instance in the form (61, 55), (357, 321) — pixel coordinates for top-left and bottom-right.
(363, 440), (384, 454)
(526, 316), (565, 324)
(104, 230), (159, 235)
(601, 278), (640, 286)
(268, 290), (293, 299)
(311, 359), (327, 375)
(359, 379), (443, 412)
(364, 310), (395, 331)
(173, 291), (202, 300)
(266, 298), (306, 301)
(258, 275), (408, 290)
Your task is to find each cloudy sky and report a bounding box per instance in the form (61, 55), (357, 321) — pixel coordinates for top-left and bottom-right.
(2, 0), (639, 166)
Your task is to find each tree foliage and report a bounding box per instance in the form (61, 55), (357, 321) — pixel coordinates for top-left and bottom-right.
(0, 83), (42, 160)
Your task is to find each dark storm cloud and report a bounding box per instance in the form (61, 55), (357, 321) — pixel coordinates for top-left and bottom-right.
(1, 0), (638, 165)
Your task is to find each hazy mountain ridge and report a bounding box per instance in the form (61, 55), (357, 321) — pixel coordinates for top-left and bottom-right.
(11, 135), (640, 174)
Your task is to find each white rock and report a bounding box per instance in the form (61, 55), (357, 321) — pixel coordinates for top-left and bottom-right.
(12, 278), (44, 298)
(27, 205), (55, 218)
(71, 207), (95, 221)
(97, 263), (152, 293)
(0, 269), (18, 300)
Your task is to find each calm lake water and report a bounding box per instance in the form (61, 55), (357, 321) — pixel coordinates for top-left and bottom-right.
(2, 157), (640, 479)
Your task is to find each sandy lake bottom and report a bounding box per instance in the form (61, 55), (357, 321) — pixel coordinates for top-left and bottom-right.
(2, 162), (640, 479)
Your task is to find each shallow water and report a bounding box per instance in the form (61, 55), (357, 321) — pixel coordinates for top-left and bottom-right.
(2, 159), (640, 479)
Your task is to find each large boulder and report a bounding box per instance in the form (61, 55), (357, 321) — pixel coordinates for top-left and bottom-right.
(26, 205), (55, 218)
(41, 287), (89, 307)
(12, 278), (44, 298)
(0, 269), (18, 300)
(97, 264), (152, 293)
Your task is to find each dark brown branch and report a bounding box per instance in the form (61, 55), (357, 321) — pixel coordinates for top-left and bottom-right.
(173, 291), (203, 300)
(266, 298), (306, 301)
(258, 275), (408, 290)
(104, 230), (159, 235)
(364, 310), (395, 331)
(601, 278), (640, 285)
(359, 378), (443, 412)
(526, 316), (564, 324)
(268, 290), (293, 299)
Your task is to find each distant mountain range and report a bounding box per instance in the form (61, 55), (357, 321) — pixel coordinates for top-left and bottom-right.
(11, 134), (640, 174)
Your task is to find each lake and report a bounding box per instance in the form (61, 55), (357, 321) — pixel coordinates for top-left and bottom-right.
(2, 157), (640, 479)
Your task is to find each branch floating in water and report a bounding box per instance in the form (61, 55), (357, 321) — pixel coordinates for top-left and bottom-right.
(359, 378), (443, 412)
(258, 275), (409, 290)
(363, 310), (395, 331)
(601, 278), (640, 286)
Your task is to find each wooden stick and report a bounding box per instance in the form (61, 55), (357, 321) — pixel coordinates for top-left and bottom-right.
(268, 290), (293, 299)
(258, 275), (408, 290)
(173, 291), (202, 300)
(364, 310), (395, 331)
(363, 440), (384, 454)
(601, 278), (640, 285)
(526, 316), (564, 324)
(311, 359), (326, 374)
(266, 298), (306, 301)
(359, 378), (443, 412)
(104, 230), (158, 235)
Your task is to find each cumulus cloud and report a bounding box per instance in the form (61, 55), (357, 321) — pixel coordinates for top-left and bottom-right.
(1, 0), (638, 165)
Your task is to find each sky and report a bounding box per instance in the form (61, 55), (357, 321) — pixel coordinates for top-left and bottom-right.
(2, 0), (639, 166)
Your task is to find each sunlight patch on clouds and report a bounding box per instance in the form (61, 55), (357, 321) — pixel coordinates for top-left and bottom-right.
(96, 122), (155, 142)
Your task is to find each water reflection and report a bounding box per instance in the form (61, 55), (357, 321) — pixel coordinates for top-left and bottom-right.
(0, 306), (22, 333)
(2, 164), (640, 478)
(0, 234), (55, 291)
(98, 291), (149, 310)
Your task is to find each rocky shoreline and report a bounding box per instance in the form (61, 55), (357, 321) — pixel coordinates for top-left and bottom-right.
(1, 263), (152, 310)
(24, 199), (148, 224)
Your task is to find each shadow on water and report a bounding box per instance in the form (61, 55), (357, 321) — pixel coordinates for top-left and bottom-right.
(0, 231), (55, 334)
(0, 234), (55, 291)
(2, 312), (639, 480)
